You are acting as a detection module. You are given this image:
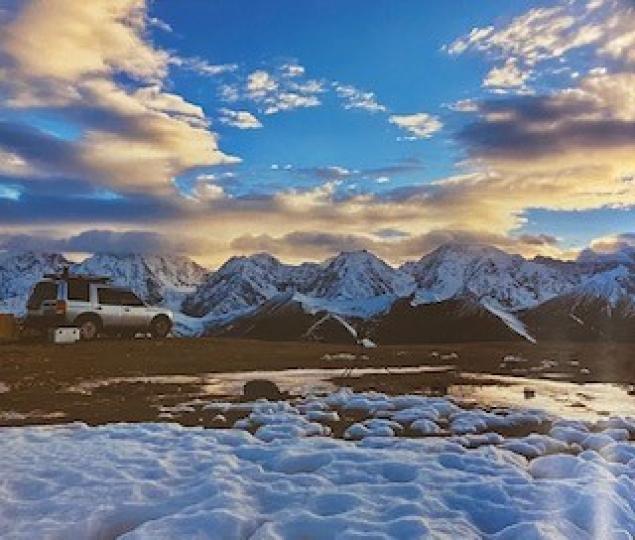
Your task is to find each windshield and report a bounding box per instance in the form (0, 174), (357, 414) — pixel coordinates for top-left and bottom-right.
(27, 282), (58, 310)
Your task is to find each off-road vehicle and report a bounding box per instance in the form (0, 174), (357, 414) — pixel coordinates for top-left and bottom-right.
(25, 271), (173, 340)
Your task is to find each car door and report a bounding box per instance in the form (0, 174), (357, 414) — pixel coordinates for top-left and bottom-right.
(119, 291), (149, 329)
(95, 287), (123, 328)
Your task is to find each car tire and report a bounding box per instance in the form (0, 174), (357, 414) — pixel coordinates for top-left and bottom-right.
(150, 316), (172, 339)
(76, 315), (101, 341)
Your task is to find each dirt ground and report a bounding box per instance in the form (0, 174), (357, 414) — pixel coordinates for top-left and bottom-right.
(0, 337), (634, 427)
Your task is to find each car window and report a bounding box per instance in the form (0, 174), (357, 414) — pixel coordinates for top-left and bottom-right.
(97, 288), (122, 306)
(67, 279), (90, 302)
(120, 291), (144, 307)
(27, 282), (58, 309)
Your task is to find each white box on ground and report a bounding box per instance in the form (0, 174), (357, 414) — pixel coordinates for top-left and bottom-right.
(50, 327), (81, 344)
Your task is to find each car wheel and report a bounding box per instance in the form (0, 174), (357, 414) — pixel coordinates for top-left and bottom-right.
(150, 316), (171, 339)
(77, 317), (100, 341)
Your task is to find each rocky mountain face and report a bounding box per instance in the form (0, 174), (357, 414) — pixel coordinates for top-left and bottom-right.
(0, 251), (69, 315)
(2, 242), (634, 343)
(210, 292), (362, 344)
(368, 295), (525, 344)
(400, 244), (582, 311)
(185, 243), (635, 342)
(181, 250), (410, 322)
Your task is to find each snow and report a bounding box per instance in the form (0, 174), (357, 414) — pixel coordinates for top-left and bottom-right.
(2, 390), (635, 538)
(74, 253), (208, 309)
(482, 300), (536, 343)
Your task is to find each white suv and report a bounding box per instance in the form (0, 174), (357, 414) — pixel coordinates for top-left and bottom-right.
(25, 272), (173, 340)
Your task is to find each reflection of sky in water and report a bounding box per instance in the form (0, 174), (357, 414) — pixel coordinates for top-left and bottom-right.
(65, 367), (635, 421)
(452, 374), (635, 421)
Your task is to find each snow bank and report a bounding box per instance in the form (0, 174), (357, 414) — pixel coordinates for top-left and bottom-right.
(1, 390), (635, 539)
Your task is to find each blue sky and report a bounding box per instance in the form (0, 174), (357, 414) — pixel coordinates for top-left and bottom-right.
(0, 0), (634, 264)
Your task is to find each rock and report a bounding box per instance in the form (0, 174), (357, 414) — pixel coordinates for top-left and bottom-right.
(243, 379), (283, 400)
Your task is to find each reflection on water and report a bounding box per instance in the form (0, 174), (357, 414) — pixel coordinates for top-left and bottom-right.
(68, 366), (456, 397)
(65, 365), (635, 421)
(451, 373), (635, 421)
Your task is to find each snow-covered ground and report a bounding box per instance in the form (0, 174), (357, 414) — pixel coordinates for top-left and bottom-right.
(2, 389), (634, 539)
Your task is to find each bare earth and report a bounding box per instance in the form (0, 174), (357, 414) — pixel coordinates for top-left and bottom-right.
(0, 338), (634, 427)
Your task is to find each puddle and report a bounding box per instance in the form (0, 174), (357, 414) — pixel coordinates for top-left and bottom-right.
(67, 366), (457, 397)
(451, 373), (635, 421)
(59, 366), (635, 423)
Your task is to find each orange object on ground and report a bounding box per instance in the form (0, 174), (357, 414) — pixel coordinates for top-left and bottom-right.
(0, 313), (18, 341)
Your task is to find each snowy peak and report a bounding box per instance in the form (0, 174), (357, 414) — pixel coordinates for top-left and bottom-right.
(183, 250), (408, 321)
(307, 250), (413, 300)
(0, 251), (70, 314)
(182, 254), (284, 320)
(401, 242), (578, 311)
(571, 265), (635, 306)
(73, 253), (208, 308)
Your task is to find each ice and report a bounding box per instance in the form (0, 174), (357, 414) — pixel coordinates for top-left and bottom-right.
(409, 419), (441, 435)
(2, 390), (635, 539)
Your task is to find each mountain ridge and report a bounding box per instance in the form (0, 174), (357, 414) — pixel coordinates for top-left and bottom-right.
(1, 243), (634, 342)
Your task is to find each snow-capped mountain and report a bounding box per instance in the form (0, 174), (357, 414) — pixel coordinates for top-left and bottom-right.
(401, 243), (582, 311)
(307, 250), (413, 299)
(181, 253), (299, 321)
(73, 253), (208, 309)
(182, 250), (412, 322)
(0, 251), (69, 315)
(2, 242), (635, 342)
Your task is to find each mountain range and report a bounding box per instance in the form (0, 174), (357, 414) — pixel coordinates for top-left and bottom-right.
(1, 243), (634, 343)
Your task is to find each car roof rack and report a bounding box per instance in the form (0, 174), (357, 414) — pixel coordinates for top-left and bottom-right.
(43, 267), (111, 283)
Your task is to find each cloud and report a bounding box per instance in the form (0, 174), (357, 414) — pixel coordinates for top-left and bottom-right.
(218, 108), (263, 129)
(587, 232), (635, 253)
(263, 93), (320, 115)
(334, 84), (386, 113)
(0, 0), (236, 194)
(241, 68), (322, 115)
(229, 228), (567, 263)
(246, 70), (279, 98)
(483, 58), (531, 90)
(445, 0), (634, 90)
(389, 113), (443, 139)
(280, 63), (305, 78)
(458, 72), (635, 159)
(174, 57), (238, 76)
(0, 229), (217, 256)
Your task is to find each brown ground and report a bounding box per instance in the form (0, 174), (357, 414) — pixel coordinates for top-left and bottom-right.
(0, 337), (634, 427)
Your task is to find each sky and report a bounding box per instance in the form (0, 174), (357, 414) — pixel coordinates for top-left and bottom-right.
(0, 0), (634, 266)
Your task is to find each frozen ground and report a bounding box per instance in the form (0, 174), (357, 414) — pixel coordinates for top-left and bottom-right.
(2, 389), (635, 539)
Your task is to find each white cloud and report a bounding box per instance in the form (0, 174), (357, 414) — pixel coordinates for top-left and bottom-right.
(175, 57), (238, 76)
(218, 108), (263, 129)
(290, 79), (325, 94)
(246, 70), (279, 98)
(243, 69), (322, 115)
(334, 84), (386, 113)
(447, 99), (479, 112)
(281, 63), (305, 78)
(389, 113), (443, 139)
(375, 176), (390, 184)
(264, 92), (320, 115)
(483, 58), (531, 89)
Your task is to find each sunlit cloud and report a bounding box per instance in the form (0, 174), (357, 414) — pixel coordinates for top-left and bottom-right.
(389, 113), (443, 139)
(0, 0), (236, 195)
